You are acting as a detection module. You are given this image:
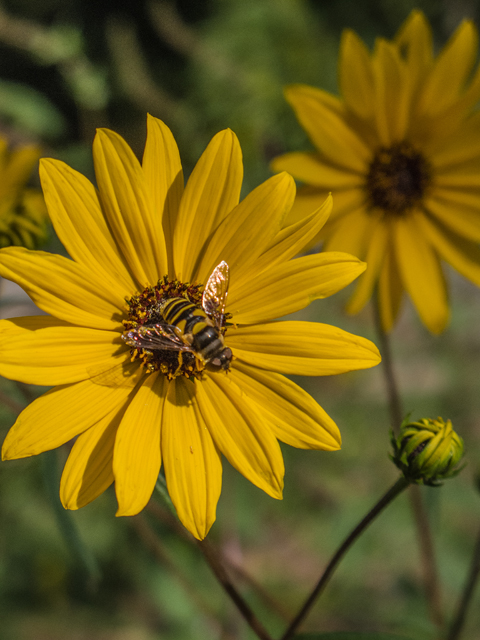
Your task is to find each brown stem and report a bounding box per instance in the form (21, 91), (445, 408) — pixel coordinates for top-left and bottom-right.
(197, 538), (273, 640)
(132, 515), (233, 638)
(446, 524), (480, 640)
(0, 389), (25, 415)
(372, 300), (444, 629)
(280, 476), (410, 640)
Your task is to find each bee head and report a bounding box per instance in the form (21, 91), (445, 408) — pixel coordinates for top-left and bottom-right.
(207, 347), (233, 371)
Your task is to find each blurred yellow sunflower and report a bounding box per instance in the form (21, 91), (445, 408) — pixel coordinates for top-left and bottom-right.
(0, 115), (380, 539)
(0, 137), (48, 249)
(272, 10), (480, 334)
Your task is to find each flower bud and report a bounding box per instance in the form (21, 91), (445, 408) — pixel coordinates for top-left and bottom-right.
(391, 417), (464, 486)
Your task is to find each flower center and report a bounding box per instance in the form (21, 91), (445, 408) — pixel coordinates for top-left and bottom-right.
(365, 142), (431, 215)
(123, 276), (208, 380)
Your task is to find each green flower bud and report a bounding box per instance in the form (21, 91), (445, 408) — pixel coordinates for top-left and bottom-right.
(391, 417), (464, 486)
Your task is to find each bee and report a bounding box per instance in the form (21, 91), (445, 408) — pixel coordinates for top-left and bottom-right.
(123, 261), (233, 371)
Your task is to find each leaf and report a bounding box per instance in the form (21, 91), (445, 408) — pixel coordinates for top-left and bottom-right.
(294, 633), (415, 640)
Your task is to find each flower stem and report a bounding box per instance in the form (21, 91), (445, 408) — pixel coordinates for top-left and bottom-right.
(446, 524), (480, 640)
(280, 476), (410, 640)
(372, 302), (444, 629)
(197, 538), (274, 640)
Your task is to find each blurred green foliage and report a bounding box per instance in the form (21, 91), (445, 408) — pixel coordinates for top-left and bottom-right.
(0, 0), (480, 639)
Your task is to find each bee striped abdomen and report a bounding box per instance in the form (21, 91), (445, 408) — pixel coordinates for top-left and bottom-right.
(160, 297), (224, 363)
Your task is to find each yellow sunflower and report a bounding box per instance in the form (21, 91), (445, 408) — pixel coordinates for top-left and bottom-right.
(0, 137), (48, 249)
(0, 115), (380, 539)
(272, 10), (480, 334)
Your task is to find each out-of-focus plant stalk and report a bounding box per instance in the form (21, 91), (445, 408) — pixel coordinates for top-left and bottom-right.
(280, 476), (410, 640)
(373, 300), (444, 629)
(446, 524), (480, 640)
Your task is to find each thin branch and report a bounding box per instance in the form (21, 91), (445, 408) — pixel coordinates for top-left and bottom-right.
(197, 538), (273, 640)
(446, 524), (480, 640)
(372, 300), (444, 629)
(280, 476), (409, 640)
(132, 515), (233, 638)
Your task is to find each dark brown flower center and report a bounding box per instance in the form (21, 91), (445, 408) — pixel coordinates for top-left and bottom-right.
(365, 142), (431, 215)
(122, 277), (206, 380)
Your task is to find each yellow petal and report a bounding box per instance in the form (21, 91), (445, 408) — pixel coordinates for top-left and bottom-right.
(425, 187), (480, 243)
(323, 207), (377, 257)
(40, 159), (137, 293)
(231, 361), (341, 450)
(234, 194), (332, 287)
(162, 378), (222, 540)
(142, 115), (184, 277)
(395, 10), (433, 91)
(229, 252), (366, 324)
(372, 39), (409, 145)
(115, 372), (165, 516)
(417, 213), (480, 287)
(2, 363), (143, 460)
(173, 129), (243, 281)
(282, 185), (330, 228)
(195, 172), (294, 284)
(418, 20), (479, 118)
(428, 111), (480, 169)
(93, 128), (168, 284)
(0, 316), (122, 385)
(271, 151), (364, 189)
(378, 237), (404, 333)
(60, 401), (128, 509)
(196, 374), (284, 499)
(0, 145), (41, 199)
(346, 220), (388, 315)
(285, 84), (371, 173)
(228, 321), (381, 375)
(339, 29), (375, 120)
(393, 213), (449, 334)
(0, 247), (124, 330)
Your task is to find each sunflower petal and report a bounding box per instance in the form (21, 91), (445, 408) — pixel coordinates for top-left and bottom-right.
(196, 374), (284, 499)
(115, 372), (165, 516)
(393, 213), (449, 334)
(60, 402), (129, 509)
(2, 363), (143, 460)
(285, 84), (370, 172)
(142, 115), (184, 277)
(0, 247), (124, 330)
(93, 128), (168, 284)
(195, 172), (294, 284)
(173, 129), (243, 281)
(418, 214), (480, 286)
(162, 377), (222, 540)
(228, 321), (381, 375)
(231, 361), (341, 450)
(271, 151), (364, 189)
(229, 252), (366, 324)
(40, 159), (137, 293)
(0, 316), (123, 385)
(340, 29), (375, 120)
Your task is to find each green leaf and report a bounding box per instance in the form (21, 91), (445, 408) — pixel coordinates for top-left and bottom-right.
(294, 633), (415, 640)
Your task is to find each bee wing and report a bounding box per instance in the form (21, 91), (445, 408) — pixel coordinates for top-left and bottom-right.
(202, 261), (229, 328)
(123, 324), (193, 352)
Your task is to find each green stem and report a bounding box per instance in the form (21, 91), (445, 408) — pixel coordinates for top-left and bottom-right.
(372, 302), (444, 629)
(446, 524), (480, 640)
(280, 476), (409, 640)
(197, 539), (274, 640)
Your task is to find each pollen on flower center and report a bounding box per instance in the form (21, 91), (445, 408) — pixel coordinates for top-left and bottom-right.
(366, 142), (431, 215)
(122, 276), (206, 380)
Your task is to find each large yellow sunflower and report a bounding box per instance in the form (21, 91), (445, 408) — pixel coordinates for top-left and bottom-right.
(0, 115), (380, 539)
(0, 137), (48, 249)
(272, 10), (480, 334)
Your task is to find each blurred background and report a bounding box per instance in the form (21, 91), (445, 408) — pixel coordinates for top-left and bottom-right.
(0, 0), (480, 638)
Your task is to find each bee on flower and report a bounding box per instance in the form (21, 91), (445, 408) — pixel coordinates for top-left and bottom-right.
(0, 115), (380, 539)
(272, 10), (480, 334)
